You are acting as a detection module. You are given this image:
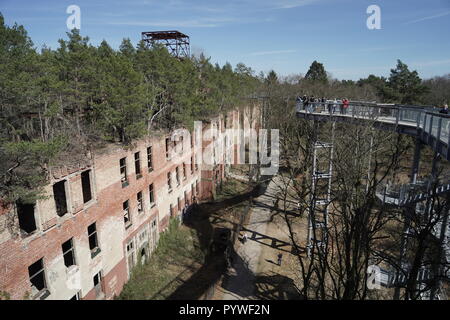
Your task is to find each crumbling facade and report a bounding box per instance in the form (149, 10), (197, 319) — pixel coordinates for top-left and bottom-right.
(0, 108), (260, 300)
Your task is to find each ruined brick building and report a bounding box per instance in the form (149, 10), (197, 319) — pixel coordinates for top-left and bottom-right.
(0, 107), (260, 300)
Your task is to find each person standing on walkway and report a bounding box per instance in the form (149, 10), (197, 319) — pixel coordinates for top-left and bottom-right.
(333, 98), (338, 114)
(342, 98), (349, 115)
(308, 96), (315, 113)
(277, 253), (283, 266)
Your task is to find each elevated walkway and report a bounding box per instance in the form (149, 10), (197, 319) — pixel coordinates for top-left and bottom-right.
(296, 101), (450, 161)
(376, 178), (450, 207)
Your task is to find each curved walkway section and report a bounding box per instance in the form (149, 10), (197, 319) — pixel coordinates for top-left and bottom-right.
(296, 102), (450, 161)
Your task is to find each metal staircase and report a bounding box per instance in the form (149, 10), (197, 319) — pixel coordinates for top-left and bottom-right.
(307, 124), (335, 257)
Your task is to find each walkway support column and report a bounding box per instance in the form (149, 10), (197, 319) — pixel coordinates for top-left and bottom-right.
(394, 137), (422, 299)
(410, 137), (422, 184)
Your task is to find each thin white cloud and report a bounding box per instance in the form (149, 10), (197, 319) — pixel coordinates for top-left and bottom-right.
(404, 10), (450, 24)
(359, 47), (394, 53)
(274, 0), (323, 9)
(248, 49), (296, 56)
(107, 17), (234, 28)
(411, 59), (450, 68)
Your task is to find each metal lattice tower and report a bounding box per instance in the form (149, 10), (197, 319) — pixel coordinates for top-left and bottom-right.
(141, 30), (190, 58)
(307, 122), (335, 257)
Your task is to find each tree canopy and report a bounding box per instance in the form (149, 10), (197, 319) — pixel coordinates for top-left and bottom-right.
(305, 60), (328, 83)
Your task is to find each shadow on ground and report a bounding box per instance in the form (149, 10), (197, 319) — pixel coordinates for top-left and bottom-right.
(165, 179), (270, 300)
(253, 274), (304, 300)
(164, 176), (304, 300)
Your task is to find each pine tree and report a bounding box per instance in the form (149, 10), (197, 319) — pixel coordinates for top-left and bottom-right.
(386, 60), (428, 104)
(305, 60), (328, 83)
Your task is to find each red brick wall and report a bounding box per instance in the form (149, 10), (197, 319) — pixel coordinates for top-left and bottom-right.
(0, 109), (249, 300)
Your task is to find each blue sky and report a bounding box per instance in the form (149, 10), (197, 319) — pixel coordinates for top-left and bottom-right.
(1, 0), (450, 80)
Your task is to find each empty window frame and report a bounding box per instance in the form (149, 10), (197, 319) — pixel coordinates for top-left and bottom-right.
(93, 271), (103, 297)
(147, 146), (153, 172)
(182, 163), (186, 180)
(81, 170), (92, 204)
(28, 258), (47, 293)
(165, 138), (170, 159)
(135, 152), (142, 178)
(137, 191), (144, 214)
(190, 157), (194, 173)
(87, 222), (100, 257)
(175, 167), (180, 185)
(167, 172), (172, 191)
(177, 197), (182, 211)
(16, 201), (37, 234)
(195, 156), (198, 171)
(196, 181), (199, 195)
(149, 183), (155, 206)
(191, 184), (195, 199)
(184, 191), (189, 206)
(126, 240), (136, 275)
(123, 200), (131, 228)
(53, 180), (68, 217)
(120, 157), (128, 187)
(169, 204), (173, 217)
(70, 292), (81, 300)
(62, 238), (76, 267)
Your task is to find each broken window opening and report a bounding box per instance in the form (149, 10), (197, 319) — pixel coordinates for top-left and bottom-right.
(17, 200), (37, 234)
(62, 238), (76, 267)
(70, 292), (81, 300)
(53, 180), (68, 217)
(147, 146), (153, 172)
(123, 200), (131, 228)
(88, 222), (100, 257)
(120, 157), (128, 187)
(140, 247), (147, 265)
(126, 240), (136, 276)
(28, 258), (47, 294)
(165, 138), (171, 159)
(149, 183), (155, 206)
(175, 167), (180, 186)
(183, 163), (186, 180)
(81, 170), (92, 204)
(93, 271), (104, 298)
(137, 191), (144, 213)
(167, 172), (172, 191)
(184, 191), (189, 206)
(135, 152), (142, 178)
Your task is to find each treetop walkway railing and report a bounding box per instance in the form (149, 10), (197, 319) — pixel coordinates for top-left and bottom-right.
(296, 100), (450, 161)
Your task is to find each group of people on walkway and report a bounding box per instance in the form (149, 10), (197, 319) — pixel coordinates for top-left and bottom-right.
(296, 95), (350, 115)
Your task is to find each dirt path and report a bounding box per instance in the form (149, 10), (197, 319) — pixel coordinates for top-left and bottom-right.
(220, 177), (280, 300)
